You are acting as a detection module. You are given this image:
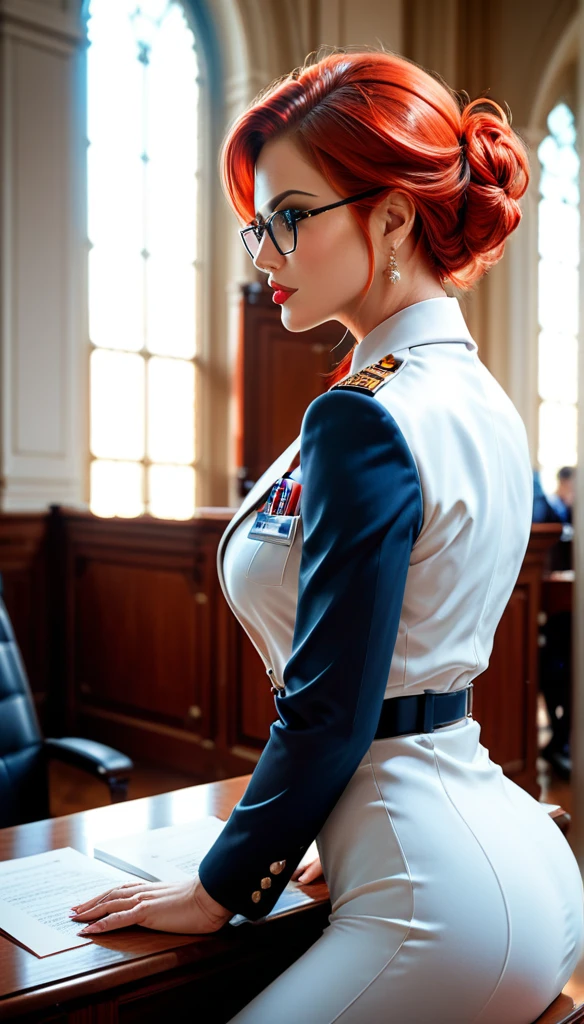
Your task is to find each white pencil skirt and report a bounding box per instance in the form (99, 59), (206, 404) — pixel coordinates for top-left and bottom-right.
(227, 717), (584, 1024)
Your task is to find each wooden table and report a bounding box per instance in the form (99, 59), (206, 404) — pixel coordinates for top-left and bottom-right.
(0, 780), (578, 1024)
(0, 776), (330, 1023)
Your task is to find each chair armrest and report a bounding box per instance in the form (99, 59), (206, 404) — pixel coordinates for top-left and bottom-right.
(44, 737), (133, 791)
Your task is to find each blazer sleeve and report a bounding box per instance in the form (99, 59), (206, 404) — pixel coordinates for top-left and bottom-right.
(198, 388), (423, 921)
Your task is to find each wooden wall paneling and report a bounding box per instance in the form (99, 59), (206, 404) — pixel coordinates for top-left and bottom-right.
(194, 517), (229, 747)
(473, 525), (562, 798)
(46, 504), (70, 737)
(208, 526), (234, 777)
(54, 509), (224, 778)
(75, 560), (200, 723)
(0, 513), (49, 727)
(513, 556), (543, 795)
(237, 631), (277, 747)
(176, 508), (275, 781)
(8, 506), (554, 792)
(239, 282), (354, 494)
(212, 579), (272, 778)
(227, 604), (275, 751)
(473, 584), (532, 784)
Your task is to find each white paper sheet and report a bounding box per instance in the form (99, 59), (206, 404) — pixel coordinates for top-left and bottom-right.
(0, 827), (325, 957)
(0, 847), (146, 958)
(96, 821), (322, 926)
(94, 815), (228, 881)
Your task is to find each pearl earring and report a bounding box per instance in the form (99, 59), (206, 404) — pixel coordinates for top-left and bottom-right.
(384, 245), (400, 284)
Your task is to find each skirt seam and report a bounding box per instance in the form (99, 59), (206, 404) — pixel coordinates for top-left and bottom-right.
(429, 741), (512, 1024)
(329, 751), (415, 1023)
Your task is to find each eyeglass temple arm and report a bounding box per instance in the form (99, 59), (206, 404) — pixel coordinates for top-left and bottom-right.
(292, 186), (387, 222)
(244, 185), (387, 231)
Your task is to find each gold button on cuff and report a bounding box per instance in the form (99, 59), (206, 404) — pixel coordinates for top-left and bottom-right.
(251, 890), (262, 903)
(261, 877), (272, 889)
(270, 860), (286, 875)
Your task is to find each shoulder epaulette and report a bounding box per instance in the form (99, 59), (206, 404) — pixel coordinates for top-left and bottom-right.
(331, 354), (403, 395)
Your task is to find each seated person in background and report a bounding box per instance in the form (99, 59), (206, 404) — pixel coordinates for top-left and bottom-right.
(547, 466), (575, 525)
(533, 466), (573, 569)
(532, 468), (563, 524)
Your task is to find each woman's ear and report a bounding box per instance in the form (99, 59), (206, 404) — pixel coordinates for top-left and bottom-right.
(379, 191), (416, 247)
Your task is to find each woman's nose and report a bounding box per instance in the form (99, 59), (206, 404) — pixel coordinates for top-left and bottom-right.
(253, 231), (285, 274)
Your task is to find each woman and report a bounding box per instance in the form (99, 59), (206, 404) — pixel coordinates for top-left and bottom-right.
(70, 48), (584, 1023)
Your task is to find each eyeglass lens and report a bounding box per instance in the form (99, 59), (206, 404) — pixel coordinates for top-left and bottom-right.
(244, 211), (296, 257)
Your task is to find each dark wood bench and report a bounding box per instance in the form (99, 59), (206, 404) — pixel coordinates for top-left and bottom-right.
(533, 993), (584, 1023)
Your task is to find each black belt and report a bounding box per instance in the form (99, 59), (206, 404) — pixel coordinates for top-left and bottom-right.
(374, 683), (474, 739)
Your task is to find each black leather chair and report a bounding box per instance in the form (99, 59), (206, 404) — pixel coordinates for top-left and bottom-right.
(0, 588), (133, 828)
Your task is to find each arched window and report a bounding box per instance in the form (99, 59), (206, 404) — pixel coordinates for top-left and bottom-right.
(537, 101), (579, 495)
(86, 1), (202, 519)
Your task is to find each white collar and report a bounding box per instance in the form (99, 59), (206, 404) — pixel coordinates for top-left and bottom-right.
(349, 296), (477, 375)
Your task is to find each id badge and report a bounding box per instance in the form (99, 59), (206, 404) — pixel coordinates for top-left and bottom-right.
(264, 477), (302, 517)
(248, 511), (299, 546)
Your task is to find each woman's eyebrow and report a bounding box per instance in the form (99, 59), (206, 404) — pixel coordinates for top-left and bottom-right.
(256, 189), (318, 218)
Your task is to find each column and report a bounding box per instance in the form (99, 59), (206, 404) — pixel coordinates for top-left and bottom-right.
(0, 0), (88, 510)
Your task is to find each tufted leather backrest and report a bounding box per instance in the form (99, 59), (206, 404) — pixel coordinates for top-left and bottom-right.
(0, 585), (49, 827)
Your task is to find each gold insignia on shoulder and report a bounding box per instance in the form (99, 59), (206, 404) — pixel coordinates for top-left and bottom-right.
(331, 354), (403, 395)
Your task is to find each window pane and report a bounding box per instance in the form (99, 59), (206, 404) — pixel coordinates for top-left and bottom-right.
(91, 349), (145, 459)
(149, 464), (195, 519)
(147, 161), (197, 265)
(146, 257), (196, 358)
(145, 1), (199, 359)
(537, 135), (579, 185)
(547, 102), (577, 146)
(148, 357), (194, 463)
(87, 144), (142, 253)
(538, 400), (577, 470)
(87, 1), (142, 159)
(87, 0), (200, 521)
(90, 460), (144, 518)
(538, 259), (578, 334)
(538, 198), (579, 266)
(538, 332), (577, 403)
(537, 101), (579, 497)
(147, 4), (199, 173)
(89, 246), (144, 351)
(539, 169), (579, 206)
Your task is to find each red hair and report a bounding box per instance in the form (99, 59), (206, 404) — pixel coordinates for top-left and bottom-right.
(220, 47), (530, 383)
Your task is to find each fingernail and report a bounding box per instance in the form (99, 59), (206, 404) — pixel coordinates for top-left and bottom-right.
(298, 874), (307, 883)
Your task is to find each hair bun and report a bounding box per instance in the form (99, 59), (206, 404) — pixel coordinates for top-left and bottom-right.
(461, 98), (527, 198)
(458, 97), (529, 265)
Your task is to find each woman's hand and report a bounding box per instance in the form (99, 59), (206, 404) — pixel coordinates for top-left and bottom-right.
(69, 874), (233, 937)
(291, 853), (324, 884)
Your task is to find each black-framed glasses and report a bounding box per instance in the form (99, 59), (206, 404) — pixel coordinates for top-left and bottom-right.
(240, 185), (388, 259)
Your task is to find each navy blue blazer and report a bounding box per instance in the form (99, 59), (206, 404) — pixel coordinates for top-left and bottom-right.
(198, 389), (423, 921)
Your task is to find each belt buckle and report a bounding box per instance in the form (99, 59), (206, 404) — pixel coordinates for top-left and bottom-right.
(466, 682), (474, 718)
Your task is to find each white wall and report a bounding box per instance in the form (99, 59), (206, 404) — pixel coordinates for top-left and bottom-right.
(0, 0), (87, 510)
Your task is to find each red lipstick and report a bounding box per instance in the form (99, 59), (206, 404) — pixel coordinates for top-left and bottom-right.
(270, 281), (297, 305)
